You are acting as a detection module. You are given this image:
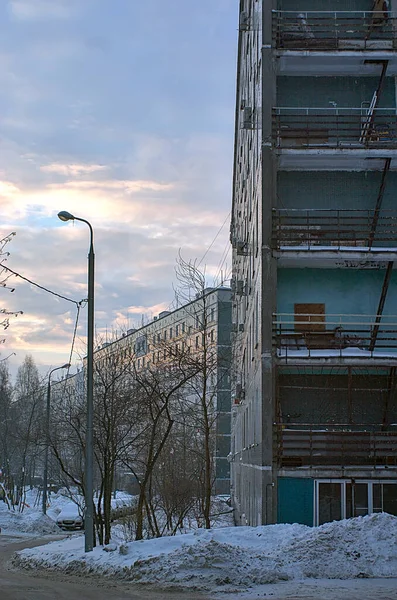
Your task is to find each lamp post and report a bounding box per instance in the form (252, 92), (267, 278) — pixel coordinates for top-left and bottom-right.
(58, 211), (95, 552)
(43, 363), (70, 515)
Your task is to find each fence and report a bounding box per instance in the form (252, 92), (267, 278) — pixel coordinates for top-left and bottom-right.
(272, 209), (397, 250)
(273, 108), (397, 149)
(275, 423), (397, 467)
(273, 10), (396, 50)
(274, 313), (397, 357)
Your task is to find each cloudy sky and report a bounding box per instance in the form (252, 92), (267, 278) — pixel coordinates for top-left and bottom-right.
(0, 0), (238, 380)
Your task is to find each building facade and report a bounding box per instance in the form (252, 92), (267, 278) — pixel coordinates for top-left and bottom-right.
(231, 0), (397, 526)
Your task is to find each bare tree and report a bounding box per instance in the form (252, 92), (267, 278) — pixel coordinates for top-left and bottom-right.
(123, 351), (199, 540)
(12, 355), (43, 509)
(174, 253), (226, 528)
(0, 232), (23, 341)
(0, 360), (13, 495)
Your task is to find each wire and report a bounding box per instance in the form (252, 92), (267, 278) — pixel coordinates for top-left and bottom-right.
(213, 239), (232, 287)
(198, 212), (231, 267)
(67, 305), (81, 371)
(2, 264), (85, 307)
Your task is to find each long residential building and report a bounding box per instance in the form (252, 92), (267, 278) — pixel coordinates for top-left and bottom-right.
(54, 287), (232, 494)
(230, 0), (397, 527)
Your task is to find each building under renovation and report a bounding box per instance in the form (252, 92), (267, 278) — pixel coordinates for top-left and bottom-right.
(230, 0), (397, 526)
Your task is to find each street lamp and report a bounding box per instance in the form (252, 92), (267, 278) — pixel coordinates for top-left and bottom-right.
(57, 211), (95, 552)
(43, 363), (70, 515)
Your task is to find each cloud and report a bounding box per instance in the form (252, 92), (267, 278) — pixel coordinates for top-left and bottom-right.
(9, 0), (79, 20)
(40, 163), (107, 176)
(0, 180), (20, 197)
(1, 0), (236, 380)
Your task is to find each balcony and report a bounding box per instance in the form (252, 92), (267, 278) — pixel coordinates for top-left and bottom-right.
(273, 11), (397, 76)
(274, 313), (397, 365)
(272, 209), (397, 265)
(274, 423), (397, 468)
(273, 11), (396, 52)
(274, 108), (397, 169)
(274, 108), (397, 149)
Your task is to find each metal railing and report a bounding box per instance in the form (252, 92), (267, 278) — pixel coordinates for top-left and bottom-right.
(274, 423), (397, 467)
(274, 314), (397, 358)
(272, 209), (397, 250)
(273, 108), (397, 149)
(273, 10), (396, 51)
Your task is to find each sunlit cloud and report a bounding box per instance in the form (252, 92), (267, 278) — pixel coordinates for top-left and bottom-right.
(0, 180), (20, 197)
(40, 163), (107, 176)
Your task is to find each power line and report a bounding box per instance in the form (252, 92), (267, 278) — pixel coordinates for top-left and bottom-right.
(198, 212), (231, 267)
(2, 264), (86, 307)
(213, 239), (232, 287)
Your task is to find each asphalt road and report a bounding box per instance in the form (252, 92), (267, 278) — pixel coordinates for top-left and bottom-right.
(0, 534), (211, 600)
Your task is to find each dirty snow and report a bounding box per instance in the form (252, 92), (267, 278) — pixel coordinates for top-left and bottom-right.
(2, 490), (397, 597)
(10, 513), (397, 594)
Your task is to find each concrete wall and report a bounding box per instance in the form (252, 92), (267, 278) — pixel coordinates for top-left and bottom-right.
(277, 76), (396, 108)
(277, 268), (397, 317)
(278, 171), (397, 211)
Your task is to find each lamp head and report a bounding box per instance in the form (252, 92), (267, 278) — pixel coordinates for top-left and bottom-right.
(58, 211), (75, 222)
(61, 363), (71, 369)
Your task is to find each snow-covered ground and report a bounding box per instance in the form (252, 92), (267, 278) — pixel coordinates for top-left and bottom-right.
(2, 490), (397, 598)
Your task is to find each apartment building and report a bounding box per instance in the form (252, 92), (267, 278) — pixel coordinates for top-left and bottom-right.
(231, 0), (397, 526)
(61, 287), (232, 494)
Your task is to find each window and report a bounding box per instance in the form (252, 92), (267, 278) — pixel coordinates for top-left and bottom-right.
(315, 480), (397, 526)
(169, 327), (173, 338)
(210, 329), (214, 342)
(182, 322), (185, 333)
(164, 330), (167, 341)
(211, 308), (215, 321)
(176, 324), (179, 336)
(195, 336), (199, 349)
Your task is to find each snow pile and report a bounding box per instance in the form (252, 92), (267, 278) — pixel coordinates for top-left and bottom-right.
(13, 513), (397, 592)
(0, 488), (79, 536)
(0, 503), (60, 535)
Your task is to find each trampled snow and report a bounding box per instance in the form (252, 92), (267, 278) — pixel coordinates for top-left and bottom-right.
(2, 491), (397, 597)
(10, 513), (397, 593)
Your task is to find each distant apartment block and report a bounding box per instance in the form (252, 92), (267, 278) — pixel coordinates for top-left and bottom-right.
(55, 287), (232, 494)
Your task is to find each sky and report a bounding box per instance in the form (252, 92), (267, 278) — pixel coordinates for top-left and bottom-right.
(0, 0), (238, 380)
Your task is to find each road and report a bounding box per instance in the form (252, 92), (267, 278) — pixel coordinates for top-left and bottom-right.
(0, 534), (211, 600)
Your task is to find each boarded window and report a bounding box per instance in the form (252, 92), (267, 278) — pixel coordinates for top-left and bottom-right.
(294, 303), (325, 332)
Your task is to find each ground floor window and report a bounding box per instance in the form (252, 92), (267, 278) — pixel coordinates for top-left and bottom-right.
(315, 479), (397, 526)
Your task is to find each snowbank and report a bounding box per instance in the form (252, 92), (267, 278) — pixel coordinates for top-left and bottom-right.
(0, 505), (60, 535)
(13, 513), (397, 592)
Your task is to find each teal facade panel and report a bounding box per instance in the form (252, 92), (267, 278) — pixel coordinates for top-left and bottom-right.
(277, 171), (397, 212)
(277, 269), (397, 318)
(277, 76), (395, 108)
(278, 477), (314, 525)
